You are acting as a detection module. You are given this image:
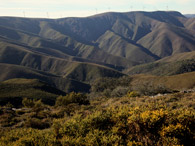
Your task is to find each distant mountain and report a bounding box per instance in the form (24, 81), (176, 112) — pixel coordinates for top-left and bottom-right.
(185, 14), (195, 18)
(0, 11), (195, 92)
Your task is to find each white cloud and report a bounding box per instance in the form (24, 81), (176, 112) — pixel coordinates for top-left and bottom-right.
(0, 0), (194, 17)
(3, 0), (193, 5)
(0, 0), (139, 8)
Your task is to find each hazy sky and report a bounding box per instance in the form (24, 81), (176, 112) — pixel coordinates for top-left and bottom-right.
(0, 0), (194, 18)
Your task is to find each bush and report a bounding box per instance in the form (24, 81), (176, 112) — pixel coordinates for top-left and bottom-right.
(55, 92), (89, 107)
(132, 81), (171, 96)
(22, 98), (35, 108)
(111, 86), (129, 97)
(0, 92), (195, 146)
(127, 91), (140, 97)
(24, 118), (50, 129)
(90, 76), (132, 93)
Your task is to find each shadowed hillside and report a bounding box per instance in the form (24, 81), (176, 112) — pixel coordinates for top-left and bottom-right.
(0, 78), (66, 106)
(0, 63), (91, 93)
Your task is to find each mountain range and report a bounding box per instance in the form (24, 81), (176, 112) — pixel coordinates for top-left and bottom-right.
(0, 11), (195, 93)
(185, 14), (195, 18)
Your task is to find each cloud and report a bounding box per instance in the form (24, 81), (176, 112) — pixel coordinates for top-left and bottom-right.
(0, 0), (194, 17)
(142, 0), (193, 4)
(1, 0), (140, 8)
(5, 0), (193, 4)
(2, 0), (194, 7)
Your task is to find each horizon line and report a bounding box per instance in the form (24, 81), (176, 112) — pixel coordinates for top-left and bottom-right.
(0, 10), (191, 19)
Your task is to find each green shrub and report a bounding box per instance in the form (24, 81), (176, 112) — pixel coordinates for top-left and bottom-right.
(22, 98), (35, 108)
(111, 86), (129, 97)
(127, 91), (140, 97)
(0, 92), (195, 146)
(132, 81), (171, 96)
(24, 118), (50, 129)
(55, 92), (89, 106)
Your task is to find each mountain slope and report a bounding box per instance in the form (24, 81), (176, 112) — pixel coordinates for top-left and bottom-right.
(63, 63), (125, 82)
(1, 11), (194, 64)
(0, 36), (126, 78)
(0, 11), (194, 63)
(131, 72), (195, 90)
(0, 63), (91, 93)
(185, 14), (195, 18)
(96, 30), (159, 63)
(0, 25), (135, 70)
(0, 11), (195, 93)
(137, 24), (195, 57)
(0, 78), (66, 106)
(125, 51), (195, 76)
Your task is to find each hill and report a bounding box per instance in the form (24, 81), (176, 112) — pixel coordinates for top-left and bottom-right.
(0, 78), (66, 106)
(0, 62), (124, 93)
(0, 63), (91, 93)
(0, 11), (195, 93)
(185, 14), (195, 18)
(130, 72), (195, 91)
(0, 11), (194, 64)
(126, 59), (195, 76)
(125, 51), (195, 76)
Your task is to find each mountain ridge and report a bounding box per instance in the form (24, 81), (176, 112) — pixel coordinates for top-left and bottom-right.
(0, 11), (194, 92)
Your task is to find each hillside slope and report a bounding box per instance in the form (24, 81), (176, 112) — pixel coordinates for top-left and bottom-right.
(0, 11), (194, 65)
(125, 51), (195, 76)
(0, 63), (91, 93)
(0, 11), (195, 93)
(131, 72), (195, 90)
(0, 78), (66, 106)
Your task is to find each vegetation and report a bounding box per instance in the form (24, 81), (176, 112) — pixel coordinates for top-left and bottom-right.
(1, 73), (194, 107)
(130, 72), (195, 91)
(0, 89), (194, 145)
(126, 59), (195, 76)
(55, 92), (89, 106)
(0, 11), (195, 145)
(90, 76), (132, 97)
(0, 78), (66, 106)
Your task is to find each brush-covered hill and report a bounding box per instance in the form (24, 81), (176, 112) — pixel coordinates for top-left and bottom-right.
(0, 78), (66, 106)
(130, 72), (195, 91)
(0, 63), (121, 93)
(0, 11), (195, 92)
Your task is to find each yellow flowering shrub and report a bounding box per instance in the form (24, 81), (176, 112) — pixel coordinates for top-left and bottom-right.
(127, 141), (144, 146)
(140, 109), (168, 127)
(0, 92), (195, 145)
(160, 123), (185, 137)
(127, 91), (140, 97)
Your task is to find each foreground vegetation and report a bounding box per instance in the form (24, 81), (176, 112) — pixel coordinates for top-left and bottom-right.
(0, 91), (194, 146)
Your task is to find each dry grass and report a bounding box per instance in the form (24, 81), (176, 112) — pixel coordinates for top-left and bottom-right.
(131, 72), (195, 90)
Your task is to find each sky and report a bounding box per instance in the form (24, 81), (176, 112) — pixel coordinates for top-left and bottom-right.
(0, 0), (194, 18)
